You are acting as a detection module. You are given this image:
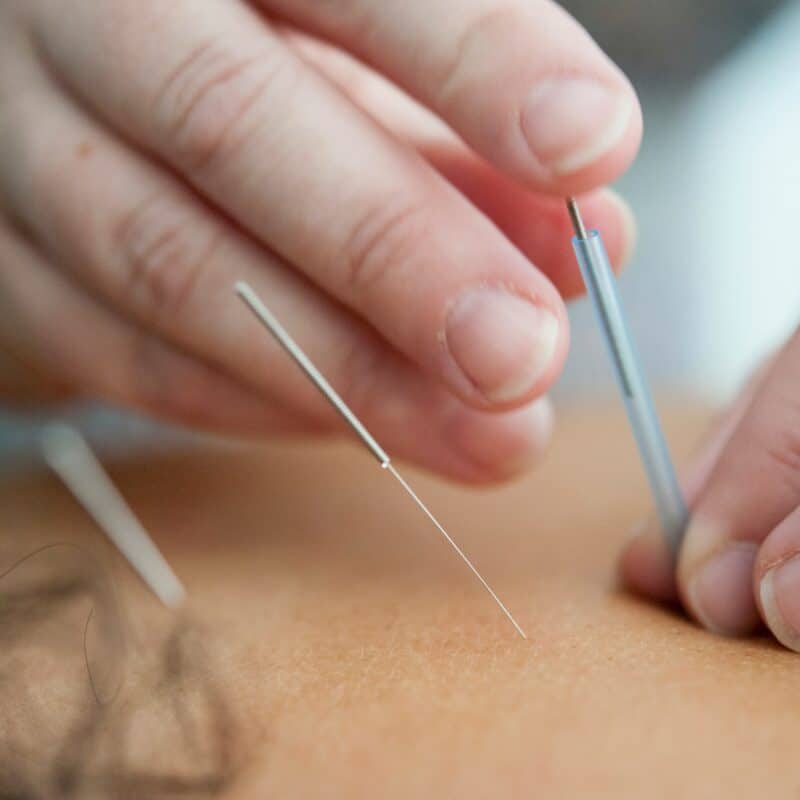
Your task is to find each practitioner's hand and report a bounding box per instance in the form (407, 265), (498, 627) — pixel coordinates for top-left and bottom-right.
(621, 330), (800, 651)
(0, 0), (640, 482)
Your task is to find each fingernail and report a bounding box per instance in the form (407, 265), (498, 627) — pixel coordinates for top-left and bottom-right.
(521, 78), (633, 176)
(445, 289), (559, 404)
(687, 542), (759, 635)
(448, 397), (554, 478)
(760, 556), (800, 652)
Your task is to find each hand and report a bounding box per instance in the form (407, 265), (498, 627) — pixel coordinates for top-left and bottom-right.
(621, 329), (800, 650)
(0, 0), (640, 482)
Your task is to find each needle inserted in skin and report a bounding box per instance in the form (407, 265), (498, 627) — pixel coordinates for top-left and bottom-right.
(235, 281), (527, 640)
(41, 424), (186, 608)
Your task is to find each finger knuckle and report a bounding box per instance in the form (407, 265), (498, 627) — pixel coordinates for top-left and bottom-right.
(341, 198), (430, 303)
(153, 40), (286, 171)
(112, 193), (221, 323)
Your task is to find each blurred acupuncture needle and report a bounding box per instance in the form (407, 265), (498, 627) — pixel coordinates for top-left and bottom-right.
(235, 281), (527, 640)
(566, 198), (688, 556)
(41, 424), (186, 608)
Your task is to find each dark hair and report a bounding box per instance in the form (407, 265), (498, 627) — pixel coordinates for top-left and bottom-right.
(0, 542), (240, 799)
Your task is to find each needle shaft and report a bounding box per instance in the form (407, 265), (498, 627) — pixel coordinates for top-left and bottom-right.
(387, 464), (527, 639)
(235, 281), (527, 639)
(235, 282), (389, 466)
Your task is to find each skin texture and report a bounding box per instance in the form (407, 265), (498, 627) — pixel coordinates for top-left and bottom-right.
(0, 0), (639, 484)
(4, 407), (800, 797)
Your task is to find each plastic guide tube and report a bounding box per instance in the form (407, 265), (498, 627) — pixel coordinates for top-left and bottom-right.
(569, 209), (688, 556)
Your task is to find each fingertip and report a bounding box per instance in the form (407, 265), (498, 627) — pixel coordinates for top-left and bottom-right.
(520, 76), (643, 196)
(756, 510), (800, 652)
(421, 145), (637, 297)
(619, 518), (678, 603)
(443, 286), (569, 410)
(674, 513), (759, 636)
(683, 540), (760, 637)
(443, 397), (555, 485)
(759, 563), (800, 653)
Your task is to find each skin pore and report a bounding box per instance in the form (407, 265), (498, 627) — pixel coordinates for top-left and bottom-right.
(3, 406), (800, 798)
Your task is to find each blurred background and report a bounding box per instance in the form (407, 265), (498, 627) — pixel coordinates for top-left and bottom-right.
(2, 0), (799, 467)
(557, 0), (800, 402)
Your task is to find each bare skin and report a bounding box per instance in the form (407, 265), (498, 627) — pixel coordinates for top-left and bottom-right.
(4, 406), (800, 798)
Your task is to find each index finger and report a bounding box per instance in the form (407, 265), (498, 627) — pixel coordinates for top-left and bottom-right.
(264, 0), (642, 194)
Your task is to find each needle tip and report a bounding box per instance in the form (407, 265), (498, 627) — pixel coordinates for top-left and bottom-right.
(566, 197), (588, 240)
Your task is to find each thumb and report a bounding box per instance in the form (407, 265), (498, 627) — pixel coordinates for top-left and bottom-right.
(675, 329), (800, 636)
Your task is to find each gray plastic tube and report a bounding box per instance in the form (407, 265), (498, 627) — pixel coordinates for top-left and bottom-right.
(572, 230), (688, 556)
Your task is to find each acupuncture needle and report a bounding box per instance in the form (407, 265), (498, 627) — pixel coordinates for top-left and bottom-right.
(234, 281), (527, 640)
(41, 424), (186, 608)
(566, 198), (688, 556)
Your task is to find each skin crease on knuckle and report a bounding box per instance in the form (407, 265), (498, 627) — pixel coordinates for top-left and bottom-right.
(341, 198), (431, 308)
(111, 191), (224, 327)
(151, 37), (293, 174)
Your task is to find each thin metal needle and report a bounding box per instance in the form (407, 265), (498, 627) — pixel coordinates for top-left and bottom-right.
(235, 282), (389, 467)
(41, 424), (186, 608)
(386, 464), (527, 639)
(566, 197), (588, 239)
(235, 281), (527, 639)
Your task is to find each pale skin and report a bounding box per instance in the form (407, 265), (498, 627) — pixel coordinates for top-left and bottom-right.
(5, 408), (800, 797)
(0, 0), (796, 652)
